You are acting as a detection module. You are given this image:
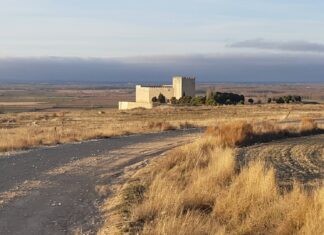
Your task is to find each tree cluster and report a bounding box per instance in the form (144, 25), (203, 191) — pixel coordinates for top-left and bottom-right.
(206, 92), (245, 105)
(168, 91), (245, 106)
(270, 96), (302, 104)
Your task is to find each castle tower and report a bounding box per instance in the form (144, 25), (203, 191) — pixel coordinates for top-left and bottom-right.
(172, 76), (195, 99)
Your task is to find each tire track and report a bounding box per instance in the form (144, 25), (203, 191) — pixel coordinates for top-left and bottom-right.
(237, 134), (324, 188)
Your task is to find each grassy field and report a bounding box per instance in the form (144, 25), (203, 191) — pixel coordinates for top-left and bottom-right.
(1, 104), (323, 152)
(101, 120), (324, 235)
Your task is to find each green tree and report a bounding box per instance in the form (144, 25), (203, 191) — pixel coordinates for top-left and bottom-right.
(191, 96), (205, 106)
(158, 93), (166, 103)
(170, 97), (177, 104)
(276, 97), (285, 104)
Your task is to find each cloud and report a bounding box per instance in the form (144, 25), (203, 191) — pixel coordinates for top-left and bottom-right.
(228, 39), (324, 53)
(0, 54), (324, 84)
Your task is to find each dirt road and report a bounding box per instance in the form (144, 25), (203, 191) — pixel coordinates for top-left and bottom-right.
(237, 134), (324, 188)
(0, 129), (201, 235)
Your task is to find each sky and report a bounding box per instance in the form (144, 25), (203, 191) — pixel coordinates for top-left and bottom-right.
(1, 0), (324, 83)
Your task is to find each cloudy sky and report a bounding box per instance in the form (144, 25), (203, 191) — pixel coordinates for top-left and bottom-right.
(1, 0), (324, 83)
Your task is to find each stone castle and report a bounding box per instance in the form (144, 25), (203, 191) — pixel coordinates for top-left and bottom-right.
(119, 76), (195, 110)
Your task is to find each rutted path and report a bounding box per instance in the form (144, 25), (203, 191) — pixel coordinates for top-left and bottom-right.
(237, 134), (324, 188)
(0, 129), (201, 235)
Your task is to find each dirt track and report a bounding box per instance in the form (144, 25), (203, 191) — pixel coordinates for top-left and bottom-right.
(0, 129), (201, 235)
(237, 134), (324, 188)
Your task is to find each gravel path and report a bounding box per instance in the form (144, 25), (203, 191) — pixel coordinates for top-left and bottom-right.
(0, 129), (201, 235)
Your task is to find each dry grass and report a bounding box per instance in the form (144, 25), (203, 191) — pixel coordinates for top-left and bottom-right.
(206, 119), (322, 147)
(106, 121), (324, 235)
(300, 117), (318, 132)
(0, 104), (323, 153)
(0, 119), (189, 152)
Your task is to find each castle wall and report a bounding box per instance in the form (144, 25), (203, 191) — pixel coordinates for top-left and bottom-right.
(136, 86), (151, 103)
(149, 87), (174, 102)
(136, 85), (174, 103)
(119, 101), (153, 110)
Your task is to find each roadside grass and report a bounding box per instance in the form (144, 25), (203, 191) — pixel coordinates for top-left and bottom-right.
(205, 118), (322, 147)
(0, 121), (189, 152)
(0, 104), (323, 152)
(101, 120), (324, 235)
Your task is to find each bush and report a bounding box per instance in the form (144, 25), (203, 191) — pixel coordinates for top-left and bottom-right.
(178, 96), (192, 105)
(206, 98), (216, 106)
(248, 98), (254, 104)
(190, 96), (205, 106)
(294, 96), (302, 102)
(152, 96), (158, 103)
(276, 97), (285, 104)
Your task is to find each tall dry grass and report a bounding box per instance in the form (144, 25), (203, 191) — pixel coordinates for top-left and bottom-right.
(115, 122), (324, 235)
(205, 119), (322, 147)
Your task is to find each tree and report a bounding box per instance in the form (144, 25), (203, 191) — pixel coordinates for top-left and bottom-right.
(276, 97), (285, 104)
(206, 97), (215, 105)
(294, 96), (302, 102)
(178, 96), (192, 105)
(248, 98), (254, 104)
(284, 96), (292, 103)
(151, 96), (158, 103)
(170, 97), (177, 105)
(158, 93), (166, 103)
(191, 96), (205, 106)
(267, 98), (272, 103)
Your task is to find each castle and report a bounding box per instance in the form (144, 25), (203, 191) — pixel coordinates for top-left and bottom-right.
(119, 76), (195, 110)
